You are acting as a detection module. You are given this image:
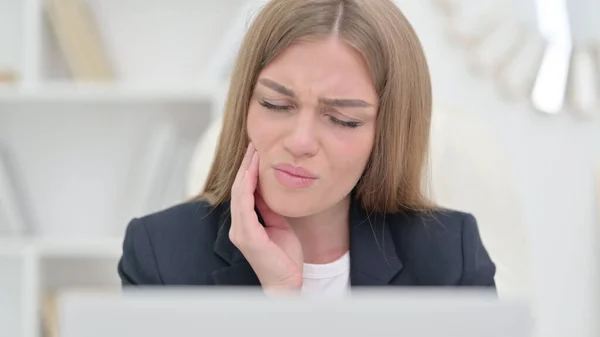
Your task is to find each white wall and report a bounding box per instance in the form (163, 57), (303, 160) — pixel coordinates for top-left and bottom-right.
(399, 1), (600, 336)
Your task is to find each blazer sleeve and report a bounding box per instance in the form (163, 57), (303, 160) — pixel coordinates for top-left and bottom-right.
(117, 218), (164, 285)
(459, 213), (496, 287)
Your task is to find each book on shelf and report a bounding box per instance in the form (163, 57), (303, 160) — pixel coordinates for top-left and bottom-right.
(44, 0), (115, 81)
(43, 287), (122, 337)
(43, 293), (59, 337)
(0, 69), (17, 83)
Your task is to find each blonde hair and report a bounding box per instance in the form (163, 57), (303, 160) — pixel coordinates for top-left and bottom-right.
(200, 0), (435, 214)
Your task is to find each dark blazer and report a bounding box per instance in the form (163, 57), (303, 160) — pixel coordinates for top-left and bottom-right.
(117, 199), (496, 288)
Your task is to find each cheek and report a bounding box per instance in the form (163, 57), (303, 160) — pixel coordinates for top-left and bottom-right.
(246, 104), (281, 160)
(246, 104), (262, 142)
(328, 130), (374, 179)
(247, 104), (272, 146)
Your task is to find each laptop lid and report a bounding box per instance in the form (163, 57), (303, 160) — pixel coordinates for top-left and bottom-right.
(56, 288), (532, 337)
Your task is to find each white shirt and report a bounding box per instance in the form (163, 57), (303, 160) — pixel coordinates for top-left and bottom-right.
(301, 251), (350, 298)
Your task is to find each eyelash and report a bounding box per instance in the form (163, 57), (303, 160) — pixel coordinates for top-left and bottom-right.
(259, 100), (291, 111)
(258, 100), (361, 129)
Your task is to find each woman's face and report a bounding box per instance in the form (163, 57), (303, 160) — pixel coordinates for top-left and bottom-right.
(247, 37), (379, 218)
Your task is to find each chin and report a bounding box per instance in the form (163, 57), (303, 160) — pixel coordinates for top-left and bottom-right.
(263, 190), (315, 218)
(258, 180), (319, 218)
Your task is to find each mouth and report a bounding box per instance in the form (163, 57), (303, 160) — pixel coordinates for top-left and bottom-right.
(272, 163), (318, 188)
(274, 163), (318, 179)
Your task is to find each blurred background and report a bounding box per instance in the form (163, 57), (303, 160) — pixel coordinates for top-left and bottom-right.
(0, 0), (598, 336)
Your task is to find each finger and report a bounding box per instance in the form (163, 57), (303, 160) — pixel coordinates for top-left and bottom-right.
(231, 143), (254, 212)
(231, 143), (254, 235)
(248, 144), (259, 179)
(240, 152), (261, 232)
(240, 142), (255, 174)
(232, 142), (255, 192)
(241, 151), (259, 219)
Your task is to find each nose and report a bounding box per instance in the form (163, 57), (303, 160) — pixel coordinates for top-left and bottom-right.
(283, 111), (319, 159)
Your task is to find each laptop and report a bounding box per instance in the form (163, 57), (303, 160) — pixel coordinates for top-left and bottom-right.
(55, 288), (532, 337)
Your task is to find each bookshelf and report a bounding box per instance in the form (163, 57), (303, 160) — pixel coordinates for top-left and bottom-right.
(0, 0), (249, 336)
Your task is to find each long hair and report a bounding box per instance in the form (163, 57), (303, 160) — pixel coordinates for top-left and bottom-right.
(199, 0), (435, 214)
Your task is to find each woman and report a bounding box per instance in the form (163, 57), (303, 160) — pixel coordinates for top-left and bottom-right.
(118, 0), (496, 296)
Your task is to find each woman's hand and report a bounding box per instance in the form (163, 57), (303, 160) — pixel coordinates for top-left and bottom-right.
(229, 143), (304, 295)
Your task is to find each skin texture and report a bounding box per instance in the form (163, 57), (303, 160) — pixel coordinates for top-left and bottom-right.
(230, 37), (379, 293)
(247, 37), (378, 220)
(229, 143), (305, 295)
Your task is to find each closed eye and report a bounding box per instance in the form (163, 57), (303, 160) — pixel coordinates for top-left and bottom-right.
(259, 100), (292, 111)
(259, 99), (361, 128)
(328, 116), (361, 128)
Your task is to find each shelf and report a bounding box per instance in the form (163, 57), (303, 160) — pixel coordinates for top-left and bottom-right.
(0, 1), (241, 336)
(0, 81), (220, 103)
(0, 237), (123, 259)
(36, 237), (123, 259)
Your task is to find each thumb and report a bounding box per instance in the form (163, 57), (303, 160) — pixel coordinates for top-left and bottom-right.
(255, 192), (289, 229)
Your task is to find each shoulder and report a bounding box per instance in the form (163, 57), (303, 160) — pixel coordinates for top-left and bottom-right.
(390, 208), (475, 243)
(132, 199), (226, 239)
(388, 208), (472, 248)
(389, 208), (496, 286)
(118, 199), (227, 285)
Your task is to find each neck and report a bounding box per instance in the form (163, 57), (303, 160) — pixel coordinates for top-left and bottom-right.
(285, 196), (351, 264)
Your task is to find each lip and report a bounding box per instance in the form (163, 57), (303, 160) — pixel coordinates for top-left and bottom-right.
(273, 163), (318, 179)
(273, 163), (318, 189)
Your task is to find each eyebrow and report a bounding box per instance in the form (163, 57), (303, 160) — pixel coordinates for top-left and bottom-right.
(257, 78), (374, 108)
(258, 78), (296, 97)
(318, 98), (373, 108)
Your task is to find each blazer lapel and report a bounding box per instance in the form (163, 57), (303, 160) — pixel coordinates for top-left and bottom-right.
(211, 199), (404, 286)
(349, 202), (404, 285)
(211, 204), (261, 286)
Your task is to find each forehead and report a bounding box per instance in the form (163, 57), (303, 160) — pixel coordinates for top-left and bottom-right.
(259, 38), (377, 99)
